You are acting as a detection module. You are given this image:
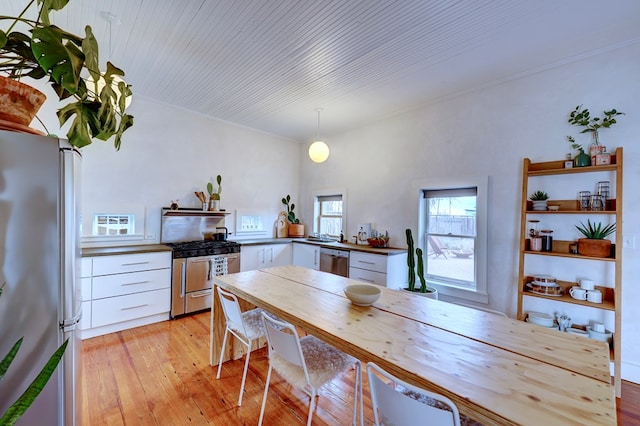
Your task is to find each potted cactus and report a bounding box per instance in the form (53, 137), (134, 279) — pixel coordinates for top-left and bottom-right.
(575, 219), (616, 258)
(404, 229), (438, 299)
(206, 175), (222, 211)
(282, 194), (304, 238)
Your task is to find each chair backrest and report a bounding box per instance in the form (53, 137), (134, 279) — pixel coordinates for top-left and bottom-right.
(367, 362), (461, 426)
(261, 312), (310, 380)
(428, 236), (446, 253)
(217, 287), (247, 334)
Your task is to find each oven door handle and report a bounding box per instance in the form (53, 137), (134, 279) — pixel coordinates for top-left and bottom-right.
(208, 259), (213, 281)
(180, 260), (186, 298)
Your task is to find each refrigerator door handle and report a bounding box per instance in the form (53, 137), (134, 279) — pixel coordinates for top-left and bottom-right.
(61, 312), (82, 332)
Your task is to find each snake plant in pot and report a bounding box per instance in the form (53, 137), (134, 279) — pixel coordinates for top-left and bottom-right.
(0, 282), (68, 424)
(575, 219), (616, 258)
(0, 0), (134, 150)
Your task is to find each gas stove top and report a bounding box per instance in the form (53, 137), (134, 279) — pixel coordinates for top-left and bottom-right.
(164, 240), (241, 258)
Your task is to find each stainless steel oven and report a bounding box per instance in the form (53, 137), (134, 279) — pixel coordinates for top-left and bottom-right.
(170, 250), (240, 317)
(160, 208), (241, 318)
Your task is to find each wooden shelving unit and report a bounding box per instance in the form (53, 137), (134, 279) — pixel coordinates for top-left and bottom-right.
(517, 147), (623, 396)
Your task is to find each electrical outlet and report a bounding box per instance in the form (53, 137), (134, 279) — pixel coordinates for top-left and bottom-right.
(144, 233), (156, 240)
(622, 234), (635, 249)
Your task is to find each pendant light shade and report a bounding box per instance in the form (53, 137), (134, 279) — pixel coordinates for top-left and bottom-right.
(308, 108), (329, 163)
(309, 140), (330, 163)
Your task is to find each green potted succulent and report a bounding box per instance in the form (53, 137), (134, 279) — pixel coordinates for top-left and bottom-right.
(282, 194), (304, 238)
(529, 190), (549, 211)
(404, 229), (438, 298)
(0, 0), (134, 150)
(575, 219), (616, 258)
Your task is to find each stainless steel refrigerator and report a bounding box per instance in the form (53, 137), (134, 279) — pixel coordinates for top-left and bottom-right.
(0, 130), (81, 425)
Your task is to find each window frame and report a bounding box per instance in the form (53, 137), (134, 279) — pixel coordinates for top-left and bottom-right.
(312, 188), (347, 238)
(416, 176), (489, 303)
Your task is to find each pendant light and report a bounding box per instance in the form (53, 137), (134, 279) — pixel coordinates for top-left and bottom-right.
(308, 107), (330, 163)
(86, 11), (132, 111)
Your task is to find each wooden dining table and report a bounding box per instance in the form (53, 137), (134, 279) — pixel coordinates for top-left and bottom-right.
(211, 265), (616, 425)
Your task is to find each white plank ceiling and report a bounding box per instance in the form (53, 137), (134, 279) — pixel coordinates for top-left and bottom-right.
(4, 0), (640, 142)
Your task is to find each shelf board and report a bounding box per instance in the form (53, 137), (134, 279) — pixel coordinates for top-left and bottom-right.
(522, 277), (615, 311)
(524, 240), (616, 261)
(526, 154), (618, 176)
(162, 208), (230, 217)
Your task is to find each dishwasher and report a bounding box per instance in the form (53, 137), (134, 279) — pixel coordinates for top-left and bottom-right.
(319, 247), (350, 277)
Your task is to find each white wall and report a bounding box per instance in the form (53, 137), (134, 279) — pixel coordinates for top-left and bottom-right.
(31, 86), (302, 244)
(298, 43), (640, 382)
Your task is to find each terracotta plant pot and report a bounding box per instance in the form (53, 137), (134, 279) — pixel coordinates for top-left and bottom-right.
(288, 223), (304, 238)
(0, 76), (47, 126)
(577, 238), (612, 258)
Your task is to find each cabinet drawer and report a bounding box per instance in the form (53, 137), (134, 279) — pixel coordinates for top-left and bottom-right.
(185, 288), (212, 313)
(81, 258), (92, 277)
(92, 252), (171, 276)
(92, 288), (170, 328)
(81, 277), (92, 302)
(93, 268), (171, 299)
(350, 252), (387, 273)
(349, 267), (386, 286)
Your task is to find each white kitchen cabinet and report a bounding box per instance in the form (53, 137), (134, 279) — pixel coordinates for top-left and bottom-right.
(293, 243), (320, 270)
(240, 243), (293, 272)
(80, 257), (92, 330)
(349, 251), (406, 289)
(81, 250), (172, 339)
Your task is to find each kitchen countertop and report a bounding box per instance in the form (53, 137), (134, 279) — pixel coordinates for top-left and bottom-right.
(82, 244), (173, 257)
(82, 239), (407, 257)
(236, 238), (406, 255)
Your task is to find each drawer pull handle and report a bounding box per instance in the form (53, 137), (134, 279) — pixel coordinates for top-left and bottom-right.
(122, 280), (149, 286)
(121, 261), (150, 266)
(357, 261), (375, 265)
(121, 304), (148, 311)
(190, 291), (212, 299)
(358, 278), (375, 283)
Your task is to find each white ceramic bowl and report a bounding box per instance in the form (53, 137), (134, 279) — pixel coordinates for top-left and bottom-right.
(344, 284), (381, 306)
(586, 326), (613, 342)
(527, 311), (555, 327)
(547, 205), (560, 211)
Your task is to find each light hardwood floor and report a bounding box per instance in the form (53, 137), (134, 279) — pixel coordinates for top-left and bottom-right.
(81, 311), (640, 425)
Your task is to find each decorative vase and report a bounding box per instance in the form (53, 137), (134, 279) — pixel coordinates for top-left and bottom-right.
(288, 223), (304, 238)
(0, 76), (47, 127)
(577, 238), (612, 258)
(531, 200), (548, 211)
(574, 149), (591, 167)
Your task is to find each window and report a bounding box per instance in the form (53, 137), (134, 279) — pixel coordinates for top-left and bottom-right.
(316, 195), (343, 237)
(417, 177), (488, 303)
(92, 214), (134, 236)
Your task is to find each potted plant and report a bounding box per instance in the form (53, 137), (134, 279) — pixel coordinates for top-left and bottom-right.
(0, 0), (134, 150)
(206, 175), (222, 211)
(575, 219), (616, 258)
(529, 190), (549, 211)
(282, 194), (304, 238)
(404, 229), (438, 299)
(566, 105), (624, 166)
(0, 282), (68, 424)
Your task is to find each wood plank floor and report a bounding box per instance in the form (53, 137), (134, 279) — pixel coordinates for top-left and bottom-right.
(81, 312), (640, 425)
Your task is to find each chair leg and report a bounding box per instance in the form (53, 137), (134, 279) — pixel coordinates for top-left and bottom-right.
(306, 388), (317, 426)
(258, 364), (273, 426)
(237, 338), (252, 406)
(216, 327), (230, 379)
(356, 362), (364, 426)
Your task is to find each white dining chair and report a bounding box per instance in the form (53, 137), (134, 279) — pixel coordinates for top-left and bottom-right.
(258, 312), (363, 426)
(367, 362), (462, 426)
(215, 286), (267, 406)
